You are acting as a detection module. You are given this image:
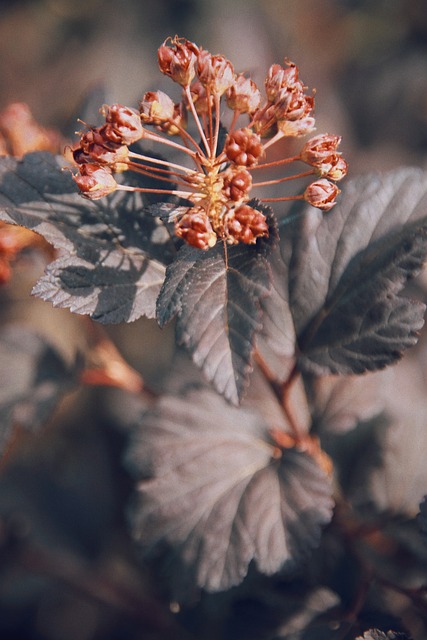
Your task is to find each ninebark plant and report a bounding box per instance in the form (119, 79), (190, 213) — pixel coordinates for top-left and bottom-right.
(0, 36), (427, 640)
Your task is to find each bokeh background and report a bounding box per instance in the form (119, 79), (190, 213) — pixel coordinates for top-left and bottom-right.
(0, 1), (427, 639)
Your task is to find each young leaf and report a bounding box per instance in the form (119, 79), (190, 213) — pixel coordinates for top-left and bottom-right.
(283, 168), (427, 375)
(0, 325), (79, 455)
(125, 388), (333, 596)
(156, 213), (274, 404)
(0, 152), (173, 322)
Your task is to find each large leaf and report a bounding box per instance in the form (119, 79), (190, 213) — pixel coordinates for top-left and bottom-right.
(277, 168), (427, 375)
(125, 387), (333, 596)
(0, 152), (172, 322)
(0, 325), (79, 455)
(157, 207), (275, 404)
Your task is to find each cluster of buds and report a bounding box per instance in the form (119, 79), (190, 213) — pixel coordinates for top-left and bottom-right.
(71, 36), (348, 249)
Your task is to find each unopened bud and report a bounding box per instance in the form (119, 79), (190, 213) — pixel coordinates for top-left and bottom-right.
(175, 208), (217, 249)
(277, 116), (316, 137)
(300, 134), (341, 166)
(140, 91), (175, 125)
(265, 62), (299, 102)
(221, 167), (252, 202)
(197, 50), (235, 96)
(73, 164), (117, 199)
(224, 128), (264, 167)
(158, 37), (199, 86)
(226, 75), (261, 113)
(304, 179), (340, 211)
(101, 104), (143, 145)
(224, 204), (269, 244)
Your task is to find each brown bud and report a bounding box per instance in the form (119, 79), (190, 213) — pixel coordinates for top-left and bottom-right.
(78, 127), (129, 171)
(196, 50), (235, 96)
(226, 75), (261, 113)
(175, 208), (217, 249)
(188, 80), (213, 115)
(224, 128), (264, 167)
(101, 104), (143, 145)
(277, 116), (316, 137)
(304, 179), (340, 211)
(251, 104), (279, 138)
(275, 88), (314, 122)
(265, 62), (299, 101)
(73, 164), (117, 199)
(224, 204), (269, 244)
(300, 134), (341, 166)
(321, 156), (348, 181)
(158, 36), (199, 86)
(221, 167), (252, 202)
(140, 91), (175, 125)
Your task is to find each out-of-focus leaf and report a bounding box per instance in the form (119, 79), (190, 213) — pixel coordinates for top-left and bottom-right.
(0, 152), (173, 322)
(284, 168), (427, 375)
(419, 496), (427, 540)
(125, 387), (333, 596)
(0, 325), (79, 455)
(307, 368), (394, 436)
(355, 630), (411, 640)
(157, 205), (276, 404)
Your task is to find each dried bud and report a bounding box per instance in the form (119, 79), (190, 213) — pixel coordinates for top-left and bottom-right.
(224, 128), (264, 167)
(160, 102), (187, 135)
(277, 116), (316, 137)
(304, 179), (340, 211)
(275, 88), (314, 122)
(73, 164), (117, 199)
(101, 104), (143, 145)
(226, 75), (261, 113)
(197, 50), (235, 96)
(175, 208), (217, 249)
(140, 91), (175, 125)
(188, 80), (213, 115)
(78, 127), (129, 171)
(265, 62), (299, 101)
(322, 156), (348, 181)
(158, 36), (199, 86)
(300, 134), (342, 166)
(225, 204), (269, 244)
(251, 104), (279, 137)
(221, 167), (252, 202)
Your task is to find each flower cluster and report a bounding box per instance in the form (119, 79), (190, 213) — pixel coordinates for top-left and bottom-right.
(72, 36), (347, 250)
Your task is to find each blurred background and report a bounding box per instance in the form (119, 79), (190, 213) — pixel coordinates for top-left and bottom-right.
(0, 0), (427, 639)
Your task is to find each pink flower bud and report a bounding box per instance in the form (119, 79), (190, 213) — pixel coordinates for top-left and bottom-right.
(224, 128), (264, 167)
(304, 179), (340, 211)
(277, 116), (316, 137)
(140, 91), (175, 125)
(73, 164), (117, 199)
(265, 62), (299, 101)
(321, 156), (348, 181)
(300, 134), (342, 166)
(101, 104), (143, 145)
(226, 75), (261, 113)
(158, 37), (199, 87)
(197, 50), (235, 96)
(175, 208), (217, 249)
(224, 205), (269, 244)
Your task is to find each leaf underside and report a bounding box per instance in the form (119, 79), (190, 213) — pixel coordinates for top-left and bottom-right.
(0, 152), (172, 322)
(126, 388), (333, 596)
(0, 325), (79, 455)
